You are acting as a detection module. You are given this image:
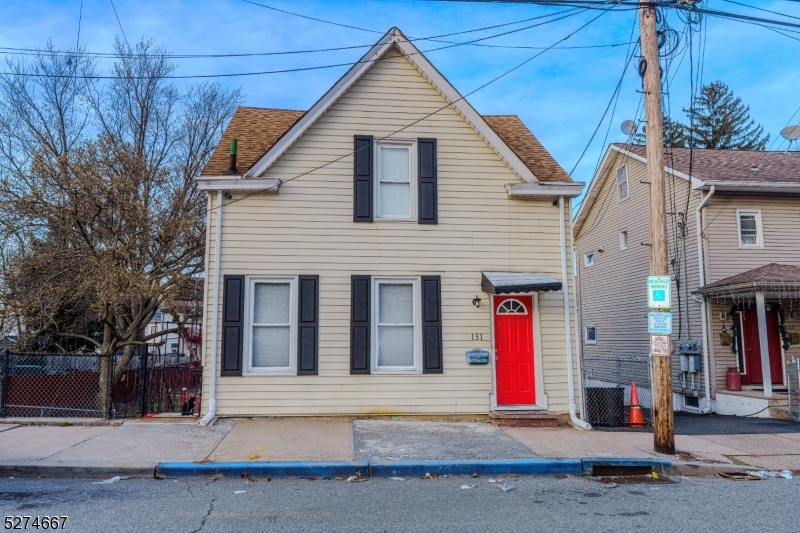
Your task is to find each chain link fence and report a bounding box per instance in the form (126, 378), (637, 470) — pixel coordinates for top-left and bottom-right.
(0, 349), (202, 419)
(0, 351), (110, 418)
(582, 355), (653, 427)
(789, 359), (800, 423)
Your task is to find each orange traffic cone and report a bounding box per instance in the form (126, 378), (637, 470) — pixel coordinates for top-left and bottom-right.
(628, 381), (646, 427)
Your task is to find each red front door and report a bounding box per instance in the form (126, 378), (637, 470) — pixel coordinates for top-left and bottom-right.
(741, 308), (784, 385)
(494, 295), (535, 405)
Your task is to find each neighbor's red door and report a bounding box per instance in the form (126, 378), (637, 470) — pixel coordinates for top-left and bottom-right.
(741, 308), (784, 385)
(494, 295), (535, 405)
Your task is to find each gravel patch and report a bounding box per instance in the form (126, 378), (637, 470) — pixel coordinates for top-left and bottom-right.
(353, 420), (538, 461)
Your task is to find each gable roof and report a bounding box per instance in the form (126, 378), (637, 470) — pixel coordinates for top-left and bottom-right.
(619, 144), (800, 184)
(696, 263), (800, 296)
(202, 107), (304, 176)
(202, 108), (573, 183)
(200, 27), (573, 186)
(574, 143), (800, 237)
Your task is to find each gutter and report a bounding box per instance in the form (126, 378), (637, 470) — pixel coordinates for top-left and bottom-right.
(694, 186), (715, 414)
(559, 196), (591, 429)
(200, 190), (223, 426)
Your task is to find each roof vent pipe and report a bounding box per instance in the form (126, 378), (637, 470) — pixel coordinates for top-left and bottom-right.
(225, 138), (238, 175)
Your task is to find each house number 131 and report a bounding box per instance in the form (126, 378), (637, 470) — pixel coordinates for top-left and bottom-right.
(471, 333), (484, 341)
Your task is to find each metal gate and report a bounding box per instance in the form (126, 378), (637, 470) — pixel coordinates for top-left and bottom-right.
(789, 359), (800, 423)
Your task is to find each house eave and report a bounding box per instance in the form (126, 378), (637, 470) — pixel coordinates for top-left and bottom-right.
(507, 181), (585, 199)
(694, 180), (800, 195)
(195, 176), (281, 192)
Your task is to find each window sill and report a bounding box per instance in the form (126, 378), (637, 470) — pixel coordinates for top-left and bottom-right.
(371, 369), (422, 375)
(738, 244), (764, 249)
(374, 218), (418, 222)
(244, 369), (296, 376)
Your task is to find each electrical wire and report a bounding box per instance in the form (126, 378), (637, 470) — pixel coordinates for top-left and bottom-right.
(206, 7), (612, 214)
(109, 0), (130, 50)
(0, 8), (597, 80)
(720, 0), (800, 22)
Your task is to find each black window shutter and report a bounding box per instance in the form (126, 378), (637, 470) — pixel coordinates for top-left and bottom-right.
(353, 135), (374, 222)
(421, 275), (443, 373)
(297, 275), (319, 375)
(221, 275), (245, 376)
(350, 275), (371, 374)
(418, 138), (438, 225)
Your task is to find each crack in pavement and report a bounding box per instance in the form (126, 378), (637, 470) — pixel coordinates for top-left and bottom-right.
(187, 478), (217, 533)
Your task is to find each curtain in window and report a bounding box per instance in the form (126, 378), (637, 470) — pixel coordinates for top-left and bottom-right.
(739, 214), (758, 245)
(252, 283), (291, 368)
(379, 147), (410, 216)
(377, 283), (414, 367)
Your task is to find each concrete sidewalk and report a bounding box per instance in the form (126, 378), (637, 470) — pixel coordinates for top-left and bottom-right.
(0, 415), (798, 477)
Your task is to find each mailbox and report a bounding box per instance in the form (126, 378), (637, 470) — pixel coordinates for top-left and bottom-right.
(465, 348), (490, 365)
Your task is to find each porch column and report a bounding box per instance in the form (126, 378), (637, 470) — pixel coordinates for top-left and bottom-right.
(755, 292), (773, 397)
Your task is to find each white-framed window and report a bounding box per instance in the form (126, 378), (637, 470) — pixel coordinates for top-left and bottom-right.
(170, 342), (179, 354)
(617, 165), (629, 201)
(376, 141), (416, 220)
(585, 253), (595, 267)
(246, 276), (297, 374)
(737, 209), (763, 248)
(585, 325), (597, 344)
(620, 229), (628, 250)
(372, 277), (421, 373)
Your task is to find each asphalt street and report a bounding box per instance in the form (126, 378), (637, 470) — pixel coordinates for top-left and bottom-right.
(0, 475), (798, 533)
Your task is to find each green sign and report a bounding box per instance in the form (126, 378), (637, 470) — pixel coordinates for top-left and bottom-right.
(648, 312), (673, 335)
(647, 276), (671, 309)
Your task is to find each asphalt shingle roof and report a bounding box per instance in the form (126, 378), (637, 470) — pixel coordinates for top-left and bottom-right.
(202, 107), (571, 183)
(617, 144), (800, 183)
(697, 263), (800, 294)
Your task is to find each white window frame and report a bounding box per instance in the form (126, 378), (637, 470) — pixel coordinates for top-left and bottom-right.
(371, 276), (422, 374)
(736, 209), (764, 249)
(620, 229), (628, 251)
(617, 165), (629, 201)
(244, 275), (298, 375)
(584, 253), (595, 267)
(375, 140), (417, 221)
(584, 325), (597, 344)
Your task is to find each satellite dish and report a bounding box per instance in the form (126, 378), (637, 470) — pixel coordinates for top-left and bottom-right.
(621, 120), (638, 136)
(780, 125), (800, 141)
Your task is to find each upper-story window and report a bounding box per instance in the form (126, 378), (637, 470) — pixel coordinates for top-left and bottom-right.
(376, 141), (416, 220)
(585, 253), (595, 267)
(737, 209), (763, 248)
(617, 165), (629, 201)
(620, 229), (628, 250)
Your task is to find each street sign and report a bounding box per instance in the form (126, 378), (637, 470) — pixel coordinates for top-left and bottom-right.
(650, 334), (670, 355)
(647, 276), (671, 309)
(648, 312), (673, 335)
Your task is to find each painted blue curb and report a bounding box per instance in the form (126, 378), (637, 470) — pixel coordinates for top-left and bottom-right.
(156, 461), (369, 479)
(369, 459), (583, 478)
(581, 457), (672, 475)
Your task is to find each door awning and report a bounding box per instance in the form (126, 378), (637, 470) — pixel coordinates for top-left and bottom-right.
(481, 272), (562, 294)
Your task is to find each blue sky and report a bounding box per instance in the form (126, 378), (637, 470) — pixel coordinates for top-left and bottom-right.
(2, 0), (799, 210)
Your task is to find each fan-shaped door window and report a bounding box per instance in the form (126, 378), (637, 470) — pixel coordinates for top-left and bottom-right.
(496, 299), (528, 315)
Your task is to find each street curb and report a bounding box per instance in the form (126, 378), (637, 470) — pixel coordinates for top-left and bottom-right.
(369, 459), (583, 478)
(156, 461), (370, 479)
(0, 465), (155, 479)
(665, 462), (742, 477)
(582, 457), (672, 475)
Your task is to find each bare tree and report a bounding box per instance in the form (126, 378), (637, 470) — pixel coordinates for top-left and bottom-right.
(0, 38), (241, 410)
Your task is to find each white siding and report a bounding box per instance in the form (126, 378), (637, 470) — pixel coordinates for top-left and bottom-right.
(202, 48), (577, 417)
(575, 151), (705, 392)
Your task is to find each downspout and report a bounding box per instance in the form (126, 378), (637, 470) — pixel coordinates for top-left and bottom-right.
(695, 185), (715, 414)
(570, 202), (587, 423)
(200, 190), (223, 426)
(560, 196), (591, 429)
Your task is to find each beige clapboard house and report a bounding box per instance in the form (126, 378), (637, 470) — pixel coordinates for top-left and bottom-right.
(194, 28), (589, 424)
(575, 143), (800, 418)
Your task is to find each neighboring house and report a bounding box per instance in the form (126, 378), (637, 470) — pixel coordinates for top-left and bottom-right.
(145, 278), (204, 362)
(575, 143), (800, 418)
(195, 28), (587, 422)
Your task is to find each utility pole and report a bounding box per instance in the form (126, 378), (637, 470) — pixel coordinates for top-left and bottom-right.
(640, 0), (675, 455)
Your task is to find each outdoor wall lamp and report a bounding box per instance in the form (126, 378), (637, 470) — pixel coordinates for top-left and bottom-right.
(472, 296), (482, 308)
(223, 192), (232, 200)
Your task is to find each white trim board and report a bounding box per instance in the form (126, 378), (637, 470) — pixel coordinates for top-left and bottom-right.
(245, 27), (539, 184)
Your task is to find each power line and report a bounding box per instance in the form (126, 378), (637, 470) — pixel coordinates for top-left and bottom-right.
(1, 8), (597, 80)
(207, 7), (612, 214)
(720, 0), (800, 22)
(108, 0), (130, 50)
